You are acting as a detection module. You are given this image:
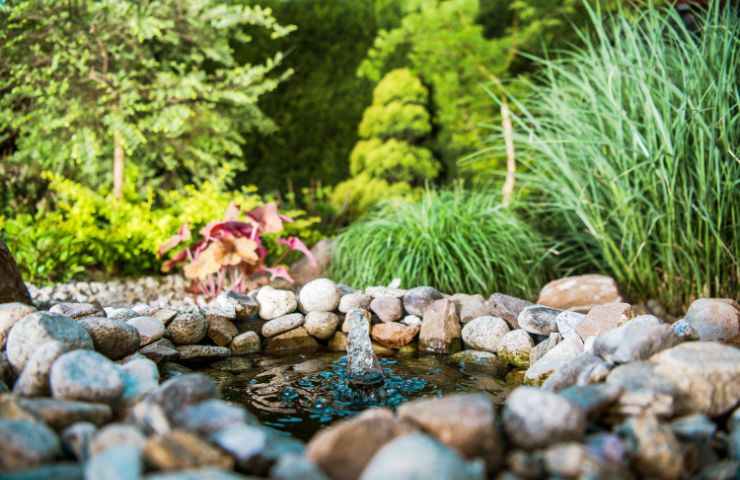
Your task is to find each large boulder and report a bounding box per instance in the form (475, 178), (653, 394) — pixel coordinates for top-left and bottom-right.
(537, 274), (621, 311)
(0, 240), (32, 305)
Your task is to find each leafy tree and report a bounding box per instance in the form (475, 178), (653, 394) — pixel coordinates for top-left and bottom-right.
(331, 69), (438, 218)
(0, 0), (293, 197)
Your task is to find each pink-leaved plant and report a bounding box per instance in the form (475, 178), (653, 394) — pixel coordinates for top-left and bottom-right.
(158, 202), (316, 298)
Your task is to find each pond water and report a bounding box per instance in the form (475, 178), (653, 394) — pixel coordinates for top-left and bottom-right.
(201, 351), (514, 440)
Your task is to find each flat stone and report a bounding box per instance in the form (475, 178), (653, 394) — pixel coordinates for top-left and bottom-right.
(542, 352), (610, 392)
(461, 316), (509, 352)
(14, 341), (68, 397)
(593, 315), (677, 364)
(207, 316), (238, 346)
(304, 311), (340, 340)
(173, 399), (255, 437)
(104, 307), (139, 320)
(651, 341), (740, 416)
(256, 287), (297, 320)
(617, 414), (683, 479)
(371, 322), (419, 348)
(537, 274), (621, 311)
(364, 286), (406, 299)
(50, 350), (124, 404)
(261, 313), (304, 338)
(576, 302), (633, 339)
(119, 356), (159, 407)
(0, 302), (36, 349)
(397, 393), (502, 470)
(6, 312), (93, 372)
(127, 316), (166, 346)
(684, 298), (739, 342)
(299, 278), (340, 313)
(306, 408), (413, 480)
(369, 296), (403, 323)
(230, 331), (261, 355)
(0, 419), (61, 471)
(153, 308), (178, 325)
(451, 294), (494, 323)
(265, 326), (319, 355)
(419, 298), (461, 354)
(525, 335), (584, 383)
(167, 310), (208, 345)
(90, 423), (147, 456)
(17, 397), (112, 430)
(49, 302), (102, 319)
(211, 424), (304, 475)
(86, 445), (142, 480)
(503, 386), (586, 449)
(145, 430), (234, 471)
(517, 305), (560, 335)
(139, 338), (179, 363)
(489, 293), (533, 329)
(359, 432), (485, 480)
(496, 329), (534, 368)
(61, 421), (96, 461)
(402, 286), (443, 317)
(338, 293), (372, 314)
(79, 317), (140, 359)
(176, 345), (231, 361)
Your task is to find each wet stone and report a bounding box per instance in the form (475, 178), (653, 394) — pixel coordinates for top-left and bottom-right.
(0, 419), (61, 472)
(139, 338), (180, 363)
(176, 345), (231, 361)
(127, 316), (166, 346)
(78, 317), (140, 359)
(230, 331), (261, 355)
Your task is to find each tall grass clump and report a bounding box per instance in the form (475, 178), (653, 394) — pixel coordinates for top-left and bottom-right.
(479, 2), (739, 310)
(330, 190), (548, 297)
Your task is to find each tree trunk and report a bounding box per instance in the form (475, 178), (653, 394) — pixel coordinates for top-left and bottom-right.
(113, 131), (124, 199)
(0, 239), (32, 305)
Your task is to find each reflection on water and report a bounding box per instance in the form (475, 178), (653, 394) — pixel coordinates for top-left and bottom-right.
(203, 351), (513, 440)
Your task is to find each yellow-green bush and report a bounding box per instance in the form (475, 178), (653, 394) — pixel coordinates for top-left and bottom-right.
(329, 173), (417, 221)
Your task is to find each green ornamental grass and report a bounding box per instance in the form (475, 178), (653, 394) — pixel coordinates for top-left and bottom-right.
(330, 190), (548, 297)
(479, 2), (740, 309)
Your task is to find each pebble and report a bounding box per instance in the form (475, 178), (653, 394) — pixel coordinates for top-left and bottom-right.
(167, 309), (208, 345)
(78, 317), (140, 359)
(0, 419), (61, 471)
(0, 302), (36, 348)
(369, 296), (403, 323)
(299, 278), (340, 313)
(256, 287), (297, 320)
(17, 397), (112, 430)
(230, 331), (261, 354)
(145, 430), (234, 471)
(265, 326), (319, 355)
(50, 350), (124, 404)
(262, 313), (304, 338)
(49, 302), (102, 319)
(127, 316), (166, 346)
(90, 423), (147, 456)
(461, 316), (510, 352)
(304, 311), (340, 340)
(207, 316), (238, 346)
(683, 298), (739, 342)
(139, 338), (180, 363)
(525, 335), (584, 383)
(371, 322), (419, 348)
(402, 286), (443, 317)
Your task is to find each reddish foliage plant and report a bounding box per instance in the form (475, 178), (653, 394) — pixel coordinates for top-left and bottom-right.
(158, 202), (316, 297)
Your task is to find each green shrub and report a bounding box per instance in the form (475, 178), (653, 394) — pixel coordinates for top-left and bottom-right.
(330, 190), (548, 297)
(482, 2), (740, 309)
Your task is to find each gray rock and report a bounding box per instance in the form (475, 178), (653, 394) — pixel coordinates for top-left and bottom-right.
(127, 316), (166, 346)
(529, 332), (561, 366)
(207, 291), (259, 320)
(176, 345), (231, 361)
(6, 312), (93, 372)
(299, 278), (340, 313)
(167, 310), (207, 345)
(119, 356), (159, 407)
(365, 286), (406, 299)
(14, 341), (68, 397)
(0, 463), (83, 480)
(451, 294), (494, 324)
(49, 302), (102, 319)
(360, 432), (485, 480)
(525, 335), (584, 383)
(0, 419), (61, 471)
(402, 315), (422, 328)
(211, 424), (304, 475)
(617, 414), (683, 479)
(419, 298), (461, 354)
(671, 414), (717, 442)
(559, 383), (623, 417)
(496, 329), (533, 368)
(651, 341), (740, 416)
(50, 350), (124, 404)
(304, 311), (340, 340)
(503, 386), (586, 449)
(338, 293), (372, 314)
(78, 317), (140, 359)
(153, 308), (178, 325)
(694, 461), (740, 480)
(576, 302), (633, 339)
(271, 453), (329, 480)
(369, 296), (403, 323)
(131, 303), (156, 316)
(17, 397), (112, 430)
(517, 305), (560, 335)
(142, 373), (218, 423)
(265, 326), (319, 355)
(62, 421), (96, 461)
(397, 393), (502, 470)
(593, 315), (678, 364)
(104, 307), (139, 320)
(542, 442), (590, 478)
(461, 316), (509, 353)
(90, 423), (147, 456)
(555, 310), (586, 340)
(402, 287), (443, 317)
(684, 298), (739, 342)
(174, 399), (255, 437)
(261, 313), (304, 338)
(230, 331), (261, 355)
(139, 338), (179, 363)
(489, 293), (533, 329)
(85, 445), (143, 480)
(0, 302), (36, 348)
(542, 352), (610, 392)
(144, 468), (253, 480)
(206, 316), (238, 346)
(256, 287), (297, 320)
(606, 361), (679, 397)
